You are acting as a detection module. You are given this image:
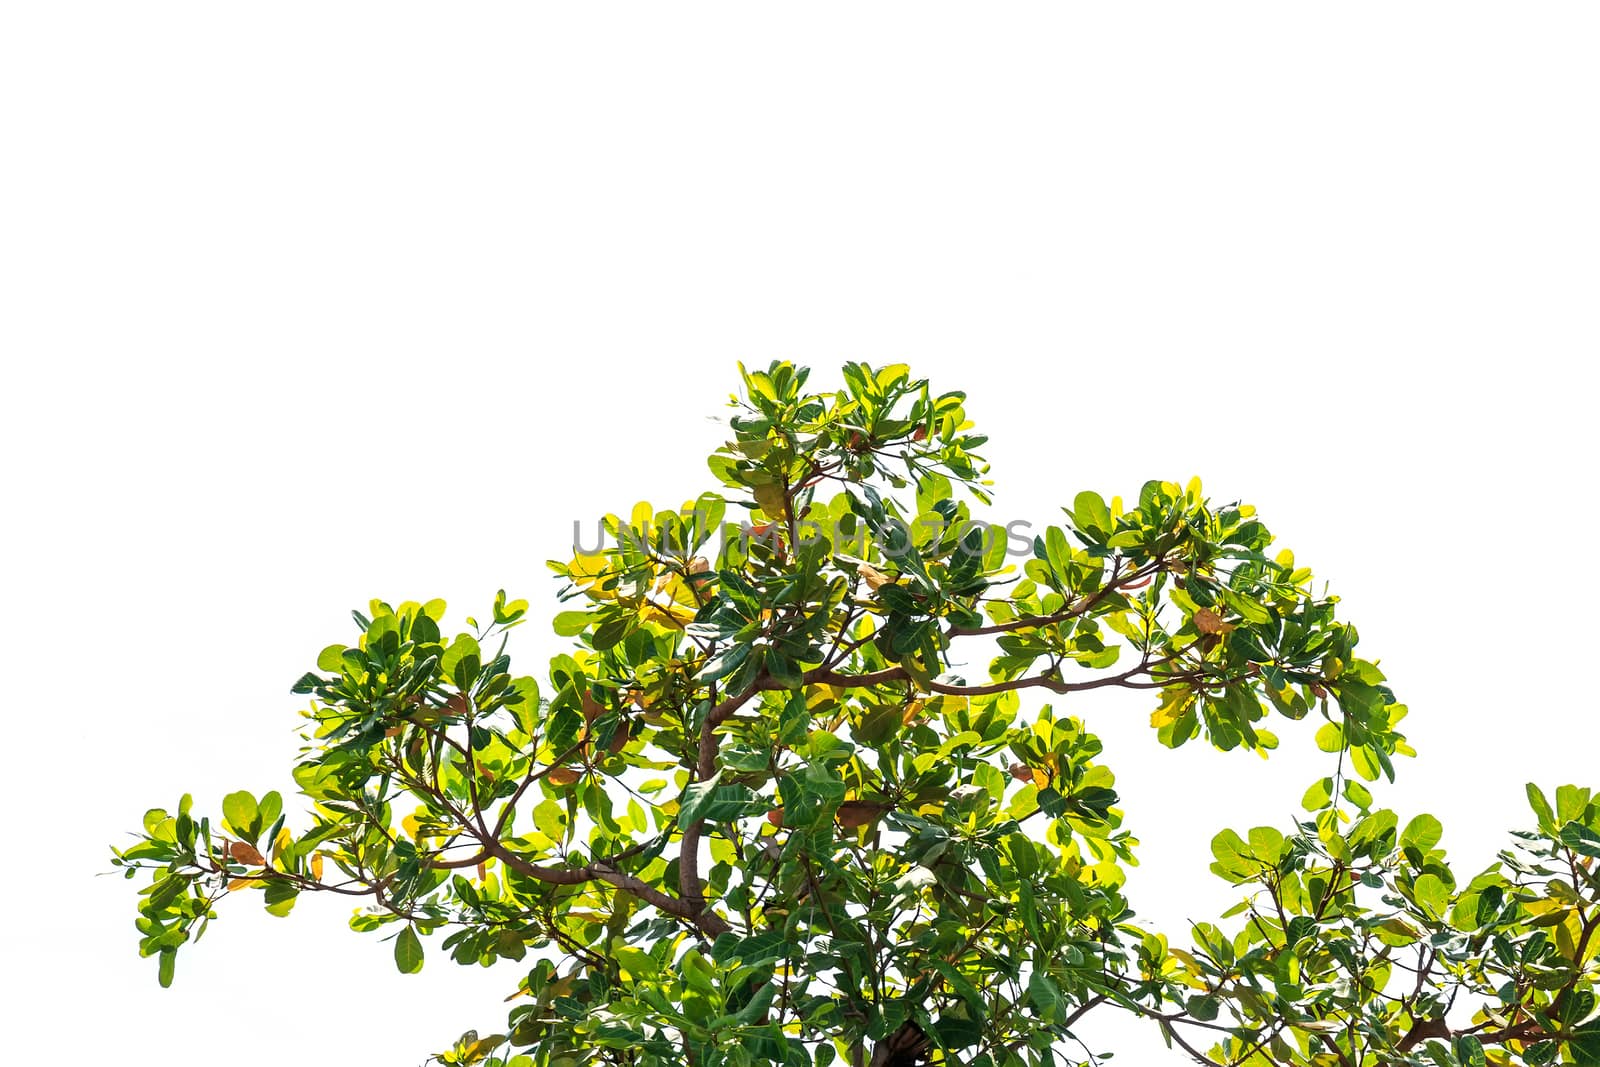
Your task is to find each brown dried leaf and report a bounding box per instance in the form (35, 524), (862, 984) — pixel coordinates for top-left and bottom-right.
(229, 841), (265, 866)
(546, 766), (582, 787)
(857, 564), (892, 591)
(1193, 608), (1236, 636)
(835, 800), (892, 829)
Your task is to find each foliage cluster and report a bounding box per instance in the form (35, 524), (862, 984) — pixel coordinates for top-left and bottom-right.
(114, 363), (1600, 1067)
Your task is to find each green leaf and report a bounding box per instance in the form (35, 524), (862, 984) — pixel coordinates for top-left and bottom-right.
(1527, 782), (1557, 830)
(157, 948), (176, 988)
(1569, 1026), (1600, 1065)
(533, 799), (567, 842)
(1009, 832), (1038, 881)
(1413, 873), (1448, 919)
(930, 959), (985, 1015)
(222, 790), (258, 841)
(1043, 526), (1071, 585)
(678, 771), (725, 829)
(553, 611), (592, 637)
(1073, 491), (1112, 538)
(677, 779), (758, 829)
(613, 946), (657, 979)
(1348, 744), (1381, 782)
(1452, 1033), (1486, 1067)
(394, 925), (424, 974)
(440, 635), (482, 689)
(1560, 823), (1600, 859)
(1218, 585), (1271, 625)
(1017, 880), (1044, 944)
(257, 791), (282, 832)
(933, 1014), (983, 1049)
(1209, 828), (1257, 882)
(698, 643), (750, 685)
(1301, 777), (1333, 811)
(1556, 785), (1592, 824)
(494, 589), (529, 623)
(732, 981), (777, 1025)
(263, 881), (298, 918)
(1248, 826), (1284, 862)
(1400, 813), (1442, 853)
(510, 676), (541, 737)
(1027, 971), (1064, 1024)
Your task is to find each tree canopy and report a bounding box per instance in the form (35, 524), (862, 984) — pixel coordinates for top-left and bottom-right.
(113, 362), (1600, 1067)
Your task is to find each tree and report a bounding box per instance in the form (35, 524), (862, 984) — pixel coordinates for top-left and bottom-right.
(112, 362), (1600, 1067)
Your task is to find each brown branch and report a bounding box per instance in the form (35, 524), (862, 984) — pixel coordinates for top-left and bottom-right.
(491, 737), (589, 839)
(483, 837), (728, 934)
(1316, 1032), (1355, 1067)
(946, 558), (1157, 638)
(1159, 1018), (1219, 1066)
(1062, 992), (1109, 1029)
(675, 681), (761, 935)
(1394, 1015), (1450, 1053)
(382, 739), (731, 936)
(793, 655), (1177, 698)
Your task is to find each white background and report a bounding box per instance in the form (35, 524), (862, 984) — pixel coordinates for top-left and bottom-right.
(3, 4), (1597, 1063)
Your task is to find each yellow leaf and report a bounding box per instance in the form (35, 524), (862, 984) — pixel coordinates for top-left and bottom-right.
(752, 481), (788, 521)
(640, 573), (696, 629)
(1167, 948), (1204, 977)
(857, 563), (892, 591)
(808, 684), (844, 707)
(311, 853), (325, 881)
(1151, 689), (1196, 728)
(557, 912), (607, 925)
(567, 552), (619, 601)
